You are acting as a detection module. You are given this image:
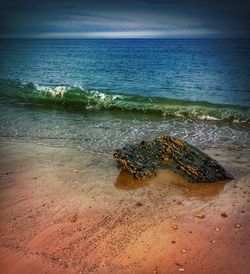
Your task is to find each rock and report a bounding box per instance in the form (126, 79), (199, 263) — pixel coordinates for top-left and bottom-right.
(113, 135), (231, 183)
(221, 212), (228, 217)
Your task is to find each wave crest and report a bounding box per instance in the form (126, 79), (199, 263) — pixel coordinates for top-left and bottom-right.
(0, 80), (249, 124)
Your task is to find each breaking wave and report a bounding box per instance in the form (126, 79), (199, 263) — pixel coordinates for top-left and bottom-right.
(0, 79), (249, 124)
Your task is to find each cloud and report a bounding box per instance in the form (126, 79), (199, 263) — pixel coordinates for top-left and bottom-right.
(25, 29), (218, 39)
(0, 0), (249, 38)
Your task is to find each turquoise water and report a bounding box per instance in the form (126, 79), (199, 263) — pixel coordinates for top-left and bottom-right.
(0, 39), (249, 153)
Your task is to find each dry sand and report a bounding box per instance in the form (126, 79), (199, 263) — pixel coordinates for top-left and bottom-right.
(0, 141), (249, 274)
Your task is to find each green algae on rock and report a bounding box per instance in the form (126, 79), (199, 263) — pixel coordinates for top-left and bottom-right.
(113, 135), (231, 183)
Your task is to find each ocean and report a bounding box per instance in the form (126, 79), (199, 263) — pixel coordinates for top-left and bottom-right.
(0, 38), (249, 154)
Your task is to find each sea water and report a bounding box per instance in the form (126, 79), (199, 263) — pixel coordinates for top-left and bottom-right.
(0, 38), (249, 154)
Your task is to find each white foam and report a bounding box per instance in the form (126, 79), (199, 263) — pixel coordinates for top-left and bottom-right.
(33, 83), (69, 97)
(89, 90), (124, 101)
(44, 86), (68, 97)
(199, 114), (220, 121)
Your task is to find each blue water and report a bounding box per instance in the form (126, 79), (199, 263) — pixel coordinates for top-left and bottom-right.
(1, 39), (250, 106)
(0, 38), (249, 153)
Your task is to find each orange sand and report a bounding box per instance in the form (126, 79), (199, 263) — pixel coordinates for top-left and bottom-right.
(0, 141), (249, 273)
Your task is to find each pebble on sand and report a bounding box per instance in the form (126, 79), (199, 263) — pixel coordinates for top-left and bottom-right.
(72, 169), (79, 173)
(179, 268), (185, 272)
(68, 215), (77, 223)
(215, 228), (221, 232)
(221, 212), (228, 217)
(172, 224), (178, 229)
(196, 213), (205, 219)
(235, 224), (241, 228)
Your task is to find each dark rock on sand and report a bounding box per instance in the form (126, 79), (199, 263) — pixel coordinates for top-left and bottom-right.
(113, 135), (231, 183)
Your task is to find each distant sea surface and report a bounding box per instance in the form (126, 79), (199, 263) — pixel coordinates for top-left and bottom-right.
(0, 39), (249, 153)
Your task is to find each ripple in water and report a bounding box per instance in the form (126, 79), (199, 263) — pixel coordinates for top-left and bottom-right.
(0, 101), (249, 155)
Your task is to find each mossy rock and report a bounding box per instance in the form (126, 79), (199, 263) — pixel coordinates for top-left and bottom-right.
(113, 135), (231, 183)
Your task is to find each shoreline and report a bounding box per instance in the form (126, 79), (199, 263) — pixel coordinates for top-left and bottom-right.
(0, 140), (249, 273)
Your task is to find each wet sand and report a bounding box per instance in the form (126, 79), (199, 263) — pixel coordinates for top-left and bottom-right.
(0, 141), (249, 273)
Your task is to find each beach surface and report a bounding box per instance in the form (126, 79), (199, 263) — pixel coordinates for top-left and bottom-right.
(0, 141), (249, 274)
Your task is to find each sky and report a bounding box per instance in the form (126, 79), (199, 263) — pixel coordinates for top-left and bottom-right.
(0, 0), (250, 38)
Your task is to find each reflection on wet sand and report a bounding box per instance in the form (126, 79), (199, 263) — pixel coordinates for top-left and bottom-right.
(115, 170), (150, 190)
(115, 169), (228, 198)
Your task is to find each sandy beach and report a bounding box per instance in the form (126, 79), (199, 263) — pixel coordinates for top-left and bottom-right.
(0, 140), (249, 274)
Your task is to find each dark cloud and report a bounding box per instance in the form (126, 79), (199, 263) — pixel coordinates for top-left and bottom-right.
(0, 0), (249, 37)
